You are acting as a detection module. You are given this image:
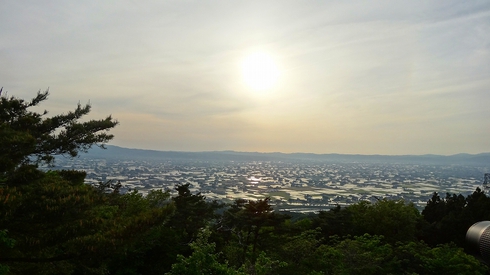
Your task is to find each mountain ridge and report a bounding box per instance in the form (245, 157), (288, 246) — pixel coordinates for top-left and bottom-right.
(78, 145), (490, 165)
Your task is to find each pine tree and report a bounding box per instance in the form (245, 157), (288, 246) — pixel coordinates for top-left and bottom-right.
(0, 89), (118, 184)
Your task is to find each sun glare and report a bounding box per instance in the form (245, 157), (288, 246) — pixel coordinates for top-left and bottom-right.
(241, 52), (280, 91)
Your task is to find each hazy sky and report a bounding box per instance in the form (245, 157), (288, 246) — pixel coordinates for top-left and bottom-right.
(2, 1), (489, 155)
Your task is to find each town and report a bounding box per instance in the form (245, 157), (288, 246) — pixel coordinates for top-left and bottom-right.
(52, 153), (489, 212)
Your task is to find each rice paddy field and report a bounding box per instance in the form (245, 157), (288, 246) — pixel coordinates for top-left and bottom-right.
(54, 157), (490, 212)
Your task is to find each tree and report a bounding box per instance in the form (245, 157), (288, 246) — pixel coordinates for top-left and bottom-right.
(313, 205), (353, 239)
(311, 235), (487, 275)
(0, 171), (175, 274)
(170, 184), (223, 242)
(462, 187), (490, 224)
(166, 229), (246, 275)
(394, 241), (487, 275)
(167, 229), (287, 275)
(0, 90), (158, 274)
(421, 188), (490, 246)
(220, 198), (287, 266)
(0, 89), (118, 184)
(347, 199), (422, 243)
(273, 228), (321, 275)
(422, 192), (446, 224)
(317, 234), (396, 275)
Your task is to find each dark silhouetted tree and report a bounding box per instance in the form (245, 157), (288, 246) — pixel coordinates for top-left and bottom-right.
(221, 198), (287, 266)
(0, 89), (118, 185)
(170, 184), (222, 242)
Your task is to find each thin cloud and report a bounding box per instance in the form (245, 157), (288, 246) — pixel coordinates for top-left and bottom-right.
(1, 0), (489, 154)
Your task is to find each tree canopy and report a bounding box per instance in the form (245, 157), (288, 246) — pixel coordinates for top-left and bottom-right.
(0, 89), (118, 184)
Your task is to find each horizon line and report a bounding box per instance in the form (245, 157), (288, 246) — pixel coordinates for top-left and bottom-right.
(101, 144), (490, 158)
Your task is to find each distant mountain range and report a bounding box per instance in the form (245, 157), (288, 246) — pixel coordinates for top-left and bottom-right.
(77, 145), (490, 166)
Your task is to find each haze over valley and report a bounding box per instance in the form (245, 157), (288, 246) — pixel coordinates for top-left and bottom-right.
(51, 145), (490, 212)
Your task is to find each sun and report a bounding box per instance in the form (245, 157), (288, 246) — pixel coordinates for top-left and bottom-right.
(241, 52), (280, 91)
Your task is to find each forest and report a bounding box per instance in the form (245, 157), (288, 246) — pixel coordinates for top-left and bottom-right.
(1, 91), (489, 275)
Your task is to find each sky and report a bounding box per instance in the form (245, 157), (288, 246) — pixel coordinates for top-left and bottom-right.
(1, 1), (489, 155)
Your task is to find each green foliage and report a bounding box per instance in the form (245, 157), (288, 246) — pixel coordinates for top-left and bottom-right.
(0, 172), (175, 274)
(99, 189), (176, 275)
(394, 241), (487, 275)
(1, 172), (486, 275)
(313, 205), (352, 238)
(347, 199), (422, 242)
(422, 188), (490, 246)
(167, 229), (246, 275)
(0, 91), (177, 274)
(0, 89), (118, 184)
(168, 229), (287, 275)
(106, 184), (223, 274)
(319, 234), (395, 275)
(422, 244), (484, 274)
(221, 198), (288, 266)
(170, 184), (223, 242)
(240, 251), (287, 275)
(0, 230), (15, 275)
(306, 234), (487, 275)
(0, 230), (15, 249)
(273, 228), (322, 275)
(57, 170), (87, 185)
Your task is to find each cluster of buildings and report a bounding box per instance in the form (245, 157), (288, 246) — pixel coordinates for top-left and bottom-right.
(54, 157), (488, 212)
